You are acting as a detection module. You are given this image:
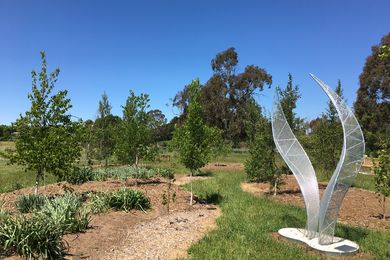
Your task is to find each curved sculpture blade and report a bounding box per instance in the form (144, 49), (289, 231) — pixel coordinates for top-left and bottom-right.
(272, 92), (320, 239)
(310, 74), (365, 245)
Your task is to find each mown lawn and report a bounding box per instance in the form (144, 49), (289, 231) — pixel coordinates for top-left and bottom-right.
(186, 169), (390, 259)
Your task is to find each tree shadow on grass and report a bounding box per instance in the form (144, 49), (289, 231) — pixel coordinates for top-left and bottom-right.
(197, 192), (223, 205)
(281, 213), (305, 228)
(335, 224), (369, 243)
(195, 170), (213, 177)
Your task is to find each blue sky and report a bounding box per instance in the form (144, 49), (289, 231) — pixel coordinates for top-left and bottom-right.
(0, 0), (389, 125)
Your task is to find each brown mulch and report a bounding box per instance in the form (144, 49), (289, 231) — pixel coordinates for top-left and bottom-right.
(241, 175), (390, 231)
(0, 179), (221, 260)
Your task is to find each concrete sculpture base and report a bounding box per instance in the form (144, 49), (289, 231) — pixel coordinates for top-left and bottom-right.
(278, 228), (359, 256)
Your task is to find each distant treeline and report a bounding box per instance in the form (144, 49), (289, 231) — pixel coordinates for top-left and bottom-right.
(0, 124), (16, 141)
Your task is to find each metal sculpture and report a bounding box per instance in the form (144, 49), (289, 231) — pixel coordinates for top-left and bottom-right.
(272, 74), (365, 254)
(271, 91), (319, 239)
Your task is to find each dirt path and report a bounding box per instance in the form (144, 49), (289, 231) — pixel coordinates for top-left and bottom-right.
(241, 175), (390, 231)
(104, 207), (220, 260)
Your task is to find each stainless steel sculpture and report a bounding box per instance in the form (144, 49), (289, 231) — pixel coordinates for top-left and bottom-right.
(272, 74), (365, 254)
(310, 74), (365, 245)
(271, 91), (320, 239)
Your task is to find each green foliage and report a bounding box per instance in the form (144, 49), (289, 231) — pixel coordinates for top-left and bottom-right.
(91, 166), (172, 181)
(277, 73), (302, 132)
(107, 187), (150, 211)
(187, 170), (390, 259)
(0, 125), (16, 141)
(85, 192), (110, 214)
(15, 194), (47, 213)
(354, 33), (390, 153)
(37, 192), (90, 234)
(173, 48), (272, 143)
(5, 51), (82, 194)
(63, 165), (93, 185)
(115, 90), (153, 166)
(94, 95), (121, 166)
(172, 79), (223, 173)
(0, 215), (66, 259)
(374, 142), (390, 219)
(245, 117), (274, 183)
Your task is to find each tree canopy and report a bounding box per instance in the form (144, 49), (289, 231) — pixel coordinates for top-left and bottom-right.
(354, 33), (390, 153)
(7, 51), (82, 194)
(173, 47), (272, 144)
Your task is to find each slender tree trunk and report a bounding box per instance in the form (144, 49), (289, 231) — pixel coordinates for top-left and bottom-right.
(135, 154), (139, 168)
(190, 169), (193, 206)
(273, 177), (278, 196)
(105, 157), (108, 168)
(34, 171), (40, 195)
(383, 196), (386, 220)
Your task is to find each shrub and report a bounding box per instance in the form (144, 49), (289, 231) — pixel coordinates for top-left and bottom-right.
(15, 194), (47, 213)
(63, 166), (93, 185)
(0, 215), (65, 259)
(108, 187), (150, 211)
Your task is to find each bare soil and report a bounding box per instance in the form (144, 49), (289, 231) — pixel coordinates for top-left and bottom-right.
(241, 175), (390, 231)
(1, 178), (220, 260)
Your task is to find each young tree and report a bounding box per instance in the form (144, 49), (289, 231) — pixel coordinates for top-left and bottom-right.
(311, 81), (344, 179)
(93, 93), (119, 167)
(7, 51), (81, 194)
(172, 79), (223, 205)
(277, 73), (302, 132)
(374, 141), (390, 220)
(115, 90), (152, 166)
(244, 100), (282, 195)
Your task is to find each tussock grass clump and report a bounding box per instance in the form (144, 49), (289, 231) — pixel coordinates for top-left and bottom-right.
(108, 187), (150, 211)
(0, 215), (65, 259)
(15, 194), (48, 213)
(63, 166), (93, 185)
(38, 192), (90, 233)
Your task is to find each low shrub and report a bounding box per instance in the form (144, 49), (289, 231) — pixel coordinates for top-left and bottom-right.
(15, 194), (47, 213)
(63, 166), (93, 185)
(107, 187), (150, 211)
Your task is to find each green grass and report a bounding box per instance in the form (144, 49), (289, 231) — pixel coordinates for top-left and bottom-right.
(0, 142), (57, 193)
(186, 170), (390, 259)
(316, 167), (376, 192)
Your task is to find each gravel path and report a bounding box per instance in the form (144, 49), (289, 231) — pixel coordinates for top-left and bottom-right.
(105, 207), (220, 260)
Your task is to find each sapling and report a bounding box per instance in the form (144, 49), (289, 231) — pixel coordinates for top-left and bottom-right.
(374, 142), (390, 220)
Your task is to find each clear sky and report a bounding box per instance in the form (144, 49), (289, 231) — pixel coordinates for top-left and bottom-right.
(0, 0), (389, 125)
